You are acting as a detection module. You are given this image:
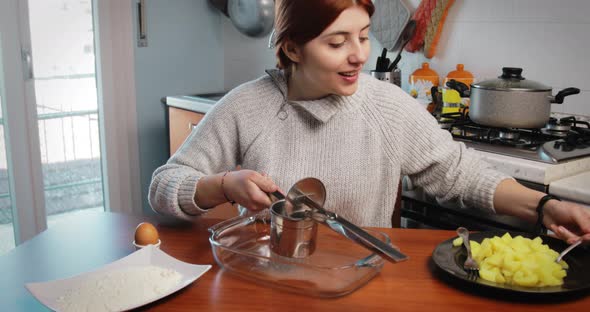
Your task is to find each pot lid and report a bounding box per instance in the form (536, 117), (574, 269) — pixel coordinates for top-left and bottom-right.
(472, 67), (551, 91)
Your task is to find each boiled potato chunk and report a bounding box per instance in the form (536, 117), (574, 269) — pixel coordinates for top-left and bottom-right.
(471, 233), (569, 287)
(513, 269), (539, 287)
(501, 232), (513, 243)
(485, 253), (504, 267)
(559, 260), (569, 270)
(470, 241), (481, 257)
(452, 237), (481, 254)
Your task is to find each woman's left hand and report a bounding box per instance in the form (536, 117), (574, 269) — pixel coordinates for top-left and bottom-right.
(544, 199), (590, 244)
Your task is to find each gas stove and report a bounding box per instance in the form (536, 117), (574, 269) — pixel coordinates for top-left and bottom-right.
(438, 113), (590, 164)
(401, 113), (590, 232)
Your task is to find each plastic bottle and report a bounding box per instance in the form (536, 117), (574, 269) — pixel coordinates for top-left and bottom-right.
(443, 64), (474, 110)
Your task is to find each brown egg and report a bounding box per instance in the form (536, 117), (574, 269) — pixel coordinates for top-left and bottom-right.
(134, 222), (159, 245)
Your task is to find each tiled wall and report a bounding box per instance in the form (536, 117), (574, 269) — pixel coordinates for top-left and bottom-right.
(394, 0), (590, 116)
(222, 0), (590, 117)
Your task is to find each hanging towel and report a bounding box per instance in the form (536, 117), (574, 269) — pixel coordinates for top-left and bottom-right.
(405, 0), (455, 58)
(424, 0), (454, 58)
(370, 0), (411, 51)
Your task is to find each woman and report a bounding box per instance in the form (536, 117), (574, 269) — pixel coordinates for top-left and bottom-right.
(149, 0), (590, 244)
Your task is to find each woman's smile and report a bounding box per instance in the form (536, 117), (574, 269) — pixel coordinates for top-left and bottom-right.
(338, 70), (360, 83)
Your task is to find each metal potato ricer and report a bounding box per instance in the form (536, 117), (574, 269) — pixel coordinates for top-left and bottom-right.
(269, 178), (409, 263)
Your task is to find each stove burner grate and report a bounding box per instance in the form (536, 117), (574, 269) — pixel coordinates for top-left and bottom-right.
(437, 112), (590, 153)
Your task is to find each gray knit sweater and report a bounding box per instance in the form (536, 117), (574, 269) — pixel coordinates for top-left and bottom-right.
(149, 69), (511, 227)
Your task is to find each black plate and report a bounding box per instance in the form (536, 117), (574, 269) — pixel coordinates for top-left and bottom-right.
(432, 231), (590, 294)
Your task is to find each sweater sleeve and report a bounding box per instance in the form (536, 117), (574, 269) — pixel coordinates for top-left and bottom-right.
(370, 82), (513, 212)
(148, 90), (243, 220)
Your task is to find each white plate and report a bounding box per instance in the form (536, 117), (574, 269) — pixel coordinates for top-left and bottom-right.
(25, 245), (211, 311)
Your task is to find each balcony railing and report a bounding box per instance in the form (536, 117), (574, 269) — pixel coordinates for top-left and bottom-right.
(0, 109), (103, 224)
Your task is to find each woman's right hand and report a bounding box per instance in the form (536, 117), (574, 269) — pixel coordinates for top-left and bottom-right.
(222, 170), (282, 211)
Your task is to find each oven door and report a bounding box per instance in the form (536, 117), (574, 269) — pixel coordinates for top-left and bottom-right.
(400, 185), (536, 232)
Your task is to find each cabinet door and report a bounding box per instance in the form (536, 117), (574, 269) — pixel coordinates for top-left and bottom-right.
(168, 107), (205, 155)
(167, 107), (238, 219)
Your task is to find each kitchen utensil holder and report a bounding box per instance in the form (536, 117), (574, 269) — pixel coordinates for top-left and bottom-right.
(370, 69), (401, 87)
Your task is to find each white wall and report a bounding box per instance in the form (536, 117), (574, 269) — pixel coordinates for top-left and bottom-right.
(133, 0), (224, 213)
(222, 18), (275, 91)
(222, 0), (590, 117)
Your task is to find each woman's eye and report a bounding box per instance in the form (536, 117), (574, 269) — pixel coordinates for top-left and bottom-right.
(329, 42), (345, 48)
(360, 37), (369, 43)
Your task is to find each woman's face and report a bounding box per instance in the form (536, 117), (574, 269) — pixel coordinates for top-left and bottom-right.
(289, 6), (371, 100)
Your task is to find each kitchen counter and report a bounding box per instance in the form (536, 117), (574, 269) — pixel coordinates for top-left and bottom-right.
(474, 150), (590, 185)
(2, 211), (589, 311)
(549, 171), (590, 207)
(165, 92), (225, 114)
(474, 149), (590, 207)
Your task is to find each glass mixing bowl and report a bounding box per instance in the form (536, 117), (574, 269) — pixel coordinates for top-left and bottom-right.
(208, 209), (390, 297)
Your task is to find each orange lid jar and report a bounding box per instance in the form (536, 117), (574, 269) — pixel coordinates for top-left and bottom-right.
(409, 62), (440, 87)
(409, 63), (440, 109)
(443, 64), (474, 88)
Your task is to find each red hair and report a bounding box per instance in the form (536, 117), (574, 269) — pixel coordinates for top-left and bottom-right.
(274, 0), (375, 69)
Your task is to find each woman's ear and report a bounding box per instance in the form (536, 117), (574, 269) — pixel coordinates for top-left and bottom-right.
(281, 40), (301, 64)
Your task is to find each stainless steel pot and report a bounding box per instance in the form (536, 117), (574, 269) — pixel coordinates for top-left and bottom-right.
(469, 67), (580, 129)
(209, 0), (274, 38)
(228, 0), (274, 38)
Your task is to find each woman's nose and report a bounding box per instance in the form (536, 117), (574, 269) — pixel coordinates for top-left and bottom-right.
(348, 41), (369, 65)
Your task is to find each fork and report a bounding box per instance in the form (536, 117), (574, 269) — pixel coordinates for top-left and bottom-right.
(456, 227), (479, 276)
(556, 239), (582, 263)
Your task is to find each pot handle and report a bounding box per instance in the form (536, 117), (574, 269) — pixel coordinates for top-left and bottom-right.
(551, 87), (580, 104)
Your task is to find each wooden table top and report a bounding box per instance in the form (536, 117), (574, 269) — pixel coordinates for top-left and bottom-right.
(1, 210), (589, 312)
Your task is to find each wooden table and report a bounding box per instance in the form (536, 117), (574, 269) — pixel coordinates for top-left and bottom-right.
(1, 211), (588, 311)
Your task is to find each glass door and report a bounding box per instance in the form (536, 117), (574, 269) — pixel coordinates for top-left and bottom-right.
(28, 0), (105, 225)
(0, 0), (105, 254)
(0, 0), (46, 254)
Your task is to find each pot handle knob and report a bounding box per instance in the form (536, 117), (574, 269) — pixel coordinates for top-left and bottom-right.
(500, 67), (525, 80)
(552, 87), (580, 104)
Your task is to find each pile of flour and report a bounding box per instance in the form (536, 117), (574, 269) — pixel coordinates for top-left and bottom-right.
(56, 265), (182, 312)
